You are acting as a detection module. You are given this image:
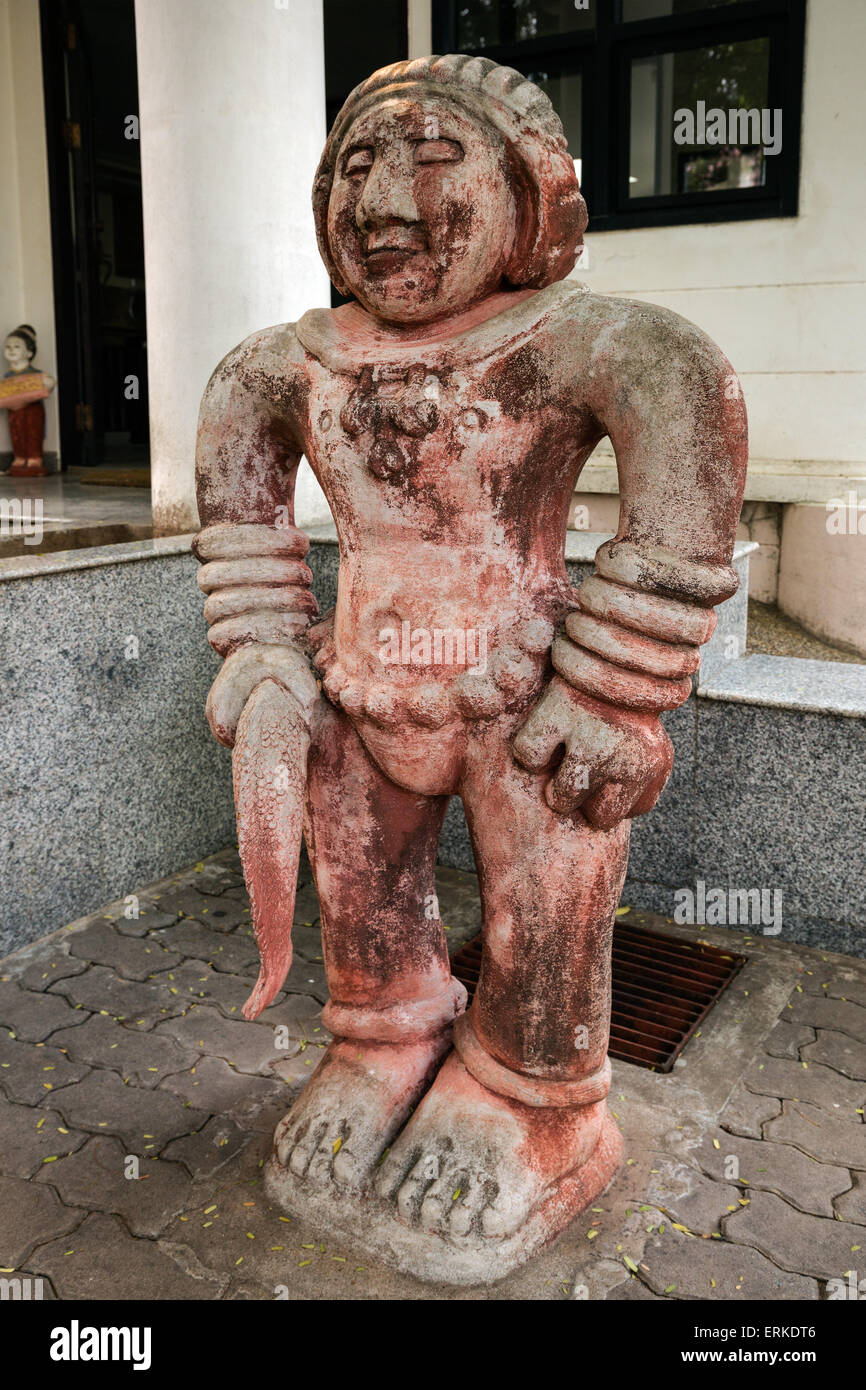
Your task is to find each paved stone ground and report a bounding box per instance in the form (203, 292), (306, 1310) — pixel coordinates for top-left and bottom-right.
(1, 849), (865, 1301)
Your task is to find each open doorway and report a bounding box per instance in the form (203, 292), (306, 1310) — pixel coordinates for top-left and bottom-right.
(39, 0), (148, 479)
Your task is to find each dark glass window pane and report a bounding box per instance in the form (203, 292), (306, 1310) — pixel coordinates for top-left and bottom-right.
(456, 1), (593, 50)
(524, 68), (582, 161)
(628, 38), (771, 198)
(621, 0), (740, 20)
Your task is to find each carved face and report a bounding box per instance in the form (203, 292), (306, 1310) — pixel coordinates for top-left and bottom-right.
(327, 97), (518, 325)
(4, 335), (33, 371)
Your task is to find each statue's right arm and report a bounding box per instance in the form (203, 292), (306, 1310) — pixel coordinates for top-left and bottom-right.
(194, 325), (321, 748)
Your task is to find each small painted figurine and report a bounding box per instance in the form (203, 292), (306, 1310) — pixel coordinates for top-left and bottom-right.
(194, 55), (747, 1283)
(1, 324), (55, 476)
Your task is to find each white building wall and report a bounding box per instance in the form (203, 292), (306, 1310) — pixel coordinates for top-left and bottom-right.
(577, 0), (866, 481)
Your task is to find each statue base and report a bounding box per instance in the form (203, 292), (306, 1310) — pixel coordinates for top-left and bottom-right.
(264, 1108), (622, 1286)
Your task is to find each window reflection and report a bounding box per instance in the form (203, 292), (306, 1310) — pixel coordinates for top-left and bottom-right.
(629, 38), (771, 198)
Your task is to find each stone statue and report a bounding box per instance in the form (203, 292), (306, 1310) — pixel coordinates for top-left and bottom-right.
(194, 55), (747, 1284)
(1, 325), (55, 476)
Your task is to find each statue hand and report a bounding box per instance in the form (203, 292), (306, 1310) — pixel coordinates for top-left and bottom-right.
(206, 641), (320, 748)
(511, 675), (673, 829)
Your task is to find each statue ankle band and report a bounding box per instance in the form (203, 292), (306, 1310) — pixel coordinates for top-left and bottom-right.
(453, 1014), (611, 1108)
(322, 976), (467, 1043)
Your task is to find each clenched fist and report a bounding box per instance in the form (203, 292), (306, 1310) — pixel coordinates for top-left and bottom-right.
(512, 675), (674, 830)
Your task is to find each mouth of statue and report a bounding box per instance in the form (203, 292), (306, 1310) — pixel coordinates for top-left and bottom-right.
(364, 228), (428, 274)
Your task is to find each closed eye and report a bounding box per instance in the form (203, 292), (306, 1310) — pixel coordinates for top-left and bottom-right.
(415, 138), (463, 164)
(343, 147), (374, 176)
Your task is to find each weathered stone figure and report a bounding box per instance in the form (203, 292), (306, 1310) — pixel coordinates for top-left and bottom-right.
(194, 55), (747, 1283)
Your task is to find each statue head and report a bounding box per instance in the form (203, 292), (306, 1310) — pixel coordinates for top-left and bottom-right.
(4, 324), (37, 372)
(313, 54), (587, 326)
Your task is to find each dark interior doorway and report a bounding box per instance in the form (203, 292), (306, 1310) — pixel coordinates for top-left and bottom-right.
(39, 0), (148, 471)
(323, 0), (408, 307)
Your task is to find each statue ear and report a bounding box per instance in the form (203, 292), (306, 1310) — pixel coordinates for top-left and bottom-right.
(502, 153), (537, 287)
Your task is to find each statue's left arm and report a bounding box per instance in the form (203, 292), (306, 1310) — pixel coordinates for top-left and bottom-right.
(194, 324), (321, 1020)
(513, 298), (748, 828)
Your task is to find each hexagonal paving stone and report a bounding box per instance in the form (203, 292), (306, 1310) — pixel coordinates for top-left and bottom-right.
(149, 921), (260, 975)
(49, 1068), (210, 1152)
(788, 993), (866, 1044)
(605, 1276), (664, 1300)
(1, 940), (89, 993)
(65, 921), (182, 981)
(161, 1115), (254, 1179)
(149, 959), (265, 1020)
(27, 1211), (225, 1299)
(834, 1172), (866, 1224)
(35, 1136), (198, 1238)
(156, 1000), (321, 1076)
(765, 1099), (866, 1169)
(764, 1020), (815, 1060)
(695, 1127), (851, 1217)
(742, 1056), (866, 1116)
(49, 963), (186, 1028)
(112, 908), (181, 938)
(0, 1033), (91, 1105)
(723, 1188), (865, 1281)
(170, 863), (242, 896)
(633, 1226), (817, 1300)
(646, 1157), (742, 1235)
(158, 1055), (286, 1124)
(801, 1029), (866, 1081)
(289, 925), (324, 963)
(719, 1081), (781, 1139)
(144, 885), (250, 930)
(0, 1095), (88, 1178)
(0, 1174), (81, 1267)
(157, 1157), (302, 1283)
(0, 980), (90, 1042)
(282, 956), (327, 1001)
(798, 971), (866, 1009)
(50, 1014), (199, 1088)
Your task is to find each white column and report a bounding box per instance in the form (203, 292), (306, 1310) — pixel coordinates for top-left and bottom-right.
(407, 0), (433, 59)
(135, 0), (331, 534)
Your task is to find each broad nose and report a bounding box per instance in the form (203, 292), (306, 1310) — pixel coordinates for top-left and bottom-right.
(355, 150), (419, 229)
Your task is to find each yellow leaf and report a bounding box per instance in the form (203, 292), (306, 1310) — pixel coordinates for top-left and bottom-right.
(332, 1138), (343, 1155)
(616, 906), (630, 917)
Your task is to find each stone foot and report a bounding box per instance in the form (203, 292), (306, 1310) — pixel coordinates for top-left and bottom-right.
(374, 1051), (619, 1249)
(272, 1033), (451, 1193)
(265, 1049), (622, 1285)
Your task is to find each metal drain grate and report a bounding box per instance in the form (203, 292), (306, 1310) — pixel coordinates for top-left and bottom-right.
(450, 920), (747, 1073)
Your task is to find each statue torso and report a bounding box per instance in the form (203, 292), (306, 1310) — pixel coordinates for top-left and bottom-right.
(290, 282), (602, 790)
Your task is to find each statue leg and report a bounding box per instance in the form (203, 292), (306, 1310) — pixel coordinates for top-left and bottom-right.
(272, 699), (466, 1193)
(375, 716), (627, 1262)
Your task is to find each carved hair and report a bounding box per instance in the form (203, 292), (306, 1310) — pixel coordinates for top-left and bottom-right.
(313, 54), (587, 295)
(7, 324), (37, 360)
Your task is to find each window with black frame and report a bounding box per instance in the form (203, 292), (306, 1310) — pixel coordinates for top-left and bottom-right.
(432, 0), (806, 230)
